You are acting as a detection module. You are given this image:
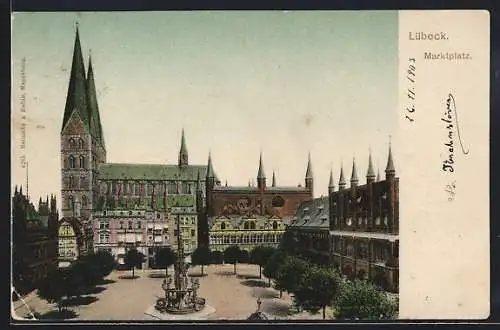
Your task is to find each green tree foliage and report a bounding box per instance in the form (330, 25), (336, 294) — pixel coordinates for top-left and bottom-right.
(91, 250), (118, 278)
(124, 248), (145, 278)
(263, 249), (288, 289)
(37, 268), (70, 312)
(67, 259), (101, 293)
(239, 249), (250, 264)
(274, 256), (310, 300)
(293, 267), (341, 319)
(333, 279), (398, 320)
(191, 245), (211, 276)
(223, 245), (242, 275)
(279, 229), (297, 255)
(154, 246), (177, 277)
(210, 250), (224, 264)
(250, 246), (276, 279)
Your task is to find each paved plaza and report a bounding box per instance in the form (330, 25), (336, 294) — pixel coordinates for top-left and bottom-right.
(13, 263), (333, 321)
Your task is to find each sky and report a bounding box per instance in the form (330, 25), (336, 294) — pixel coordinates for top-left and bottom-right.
(11, 11), (399, 211)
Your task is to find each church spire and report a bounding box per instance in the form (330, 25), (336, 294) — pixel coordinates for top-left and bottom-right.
(178, 128), (189, 167)
(366, 148), (376, 184)
(257, 152), (266, 180)
(385, 139), (396, 179)
(206, 151), (215, 179)
(305, 152), (313, 179)
(339, 162), (346, 190)
(86, 51), (105, 147)
(272, 171), (276, 187)
(328, 168), (335, 193)
(350, 158), (359, 188)
(61, 23), (90, 132)
(257, 152), (266, 189)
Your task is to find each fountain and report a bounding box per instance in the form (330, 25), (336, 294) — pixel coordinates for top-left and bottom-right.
(144, 215), (215, 320)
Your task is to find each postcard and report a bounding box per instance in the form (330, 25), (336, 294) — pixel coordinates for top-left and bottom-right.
(10, 10), (490, 322)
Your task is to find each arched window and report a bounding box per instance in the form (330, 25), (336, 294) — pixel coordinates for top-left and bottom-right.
(137, 221), (142, 229)
(79, 156), (85, 168)
(68, 175), (74, 188)
(128, 221), (133, 230)
(82, 195), (88, 207)
(220, 222), (226, 230)
(68, 195), (74, 208)
(250, 221), (256, 230)
(69, 138), (76, 149)
(80, 175), (86, 188)
(119, 221), (124, 229)
(244, 221), (249, 230)
(69, 156), (76, 169)
(272, 221), (278, 230)
(78, 138), (84, 149)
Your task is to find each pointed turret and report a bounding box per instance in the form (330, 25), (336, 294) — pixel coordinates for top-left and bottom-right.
(178, 128), (189, 167)
(366, 149), (376, 184)
(86, 52), (105, 147)
(61, 24), (90, 132)
(328, 168), (335, 193)
(206, 152), (215, 179)
(305, 153), (314, 194)
(338, 163), (346, 190)
(350, 158), (359, 188)
(257, 152), (266, 189)
(272, 171), (276, 187)
(385, 141), (396, 179)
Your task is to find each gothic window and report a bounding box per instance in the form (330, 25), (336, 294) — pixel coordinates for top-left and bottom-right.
(82, 195), (88, 207)
(80, 175), (87, 188)
(69, 138), (76, 149)
(272, 221), (278, 230)
(220, 222), (226, 230)
(250, 221), (256, 230)
(69, 156), (76, 169)
(79, 155), (85, 169)
(78, 138), (84, 149)
(119, 221), (124, 229)
(68, 175), (75, 188)
(137, 221), (142, 229)
(68, 195), (74, 208)
(128, 221), (133, 230)
(244, 221), (249, 230)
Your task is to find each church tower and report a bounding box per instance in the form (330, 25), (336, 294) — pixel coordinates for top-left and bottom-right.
(60, 24), (106, 221)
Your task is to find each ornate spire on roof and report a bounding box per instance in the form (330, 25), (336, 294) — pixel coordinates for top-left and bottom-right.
(178, 128), (189, 167)
(329, 168), (335, 188)
(257, 151), (266, 179)
(350, 157), (359, 186)
(385, 138), (396, 177)
(61, 23), (90, 132)
(367, 148), (376, 183)
(206, 152), (215, 179)
(339, 162), (346, 189)
(272, 171), (276, 187)
(86, 52), (105, 147)
(305, 152), (313, 179)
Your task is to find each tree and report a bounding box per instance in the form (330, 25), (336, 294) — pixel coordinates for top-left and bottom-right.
(333, 279), (398, 320)
(68, 258), (101, 291)
(124, 248), (145, 278)
(223, 245), (241, 275)
(154, 246), (177, 278)
(263, 249), (287, 291)
(37, 268), (70, 312)
(275, 256), (309, 297)
(239, 249), (250, 264)
(191, 245), (211, 276)
(210, 250), (224, 264)
(250, 246), (276, 278)
(293, 267), (341, 319)
(88, 250), (117, 278)
(280, 229), (297, 255)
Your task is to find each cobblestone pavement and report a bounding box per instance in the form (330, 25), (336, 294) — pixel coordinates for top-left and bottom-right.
(12, 264), (333, 321)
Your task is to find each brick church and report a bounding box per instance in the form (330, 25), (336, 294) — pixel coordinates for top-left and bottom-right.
(59, 26), (314, 266)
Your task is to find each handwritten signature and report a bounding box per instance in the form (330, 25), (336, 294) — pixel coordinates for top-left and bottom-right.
(441, 93), (469, 173)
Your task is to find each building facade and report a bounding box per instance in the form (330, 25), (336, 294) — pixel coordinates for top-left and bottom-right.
(287, 147), (399, 293)
(12, 187), (59, 295)
(58, 27), (315, 265)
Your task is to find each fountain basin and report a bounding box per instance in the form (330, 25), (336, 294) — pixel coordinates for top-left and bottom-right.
(144, 304), (216, 320)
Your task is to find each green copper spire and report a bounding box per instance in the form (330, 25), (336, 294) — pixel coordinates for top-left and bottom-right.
(86, 53), (105, 146)
(179, 128), (189, 167)
(61, 24), (90, 132)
